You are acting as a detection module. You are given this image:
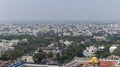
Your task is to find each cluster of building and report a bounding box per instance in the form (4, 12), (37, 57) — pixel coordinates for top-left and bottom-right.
(64, 45), (119, 67)
(83, 45), (118, 57)
(1, 23), (120, 67)
(0, 39), (28, 56)
(0, 23), (120, 36)
(0, 39), (18, 56)
(65, 54), (120, 67)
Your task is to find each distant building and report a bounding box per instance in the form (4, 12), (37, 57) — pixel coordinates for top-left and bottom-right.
(93, 36), (105, 41)
(63, 40), (72, 46)
(98, 46), (104, 51)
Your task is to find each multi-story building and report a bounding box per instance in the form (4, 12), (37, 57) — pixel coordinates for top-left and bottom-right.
(83, 46), (97, 57)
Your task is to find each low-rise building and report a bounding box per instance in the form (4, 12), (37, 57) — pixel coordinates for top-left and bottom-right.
(21, 56), (34, 63)
(109, 45), (117, 53)
(83, 46), (97, 57)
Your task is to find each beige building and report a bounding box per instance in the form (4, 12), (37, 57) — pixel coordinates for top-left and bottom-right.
(21, 56), (34, 63)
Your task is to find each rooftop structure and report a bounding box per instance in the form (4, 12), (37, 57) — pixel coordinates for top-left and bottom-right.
(83, 46), (97, 57)
(65, 55), (119, 67)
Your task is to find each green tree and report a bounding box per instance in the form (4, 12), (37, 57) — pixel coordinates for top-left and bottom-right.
(0, 54), (9, 61)
(95, 45), (111, 58)
(33, 52), (46, 63)
(112, 46), (120, 56)
(48, 52), (53, 58)
(62, 44), (85, 61)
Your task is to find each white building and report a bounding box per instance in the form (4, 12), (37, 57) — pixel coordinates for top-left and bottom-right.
(109, 45), (117, 53)
(83, 46), (97, 57)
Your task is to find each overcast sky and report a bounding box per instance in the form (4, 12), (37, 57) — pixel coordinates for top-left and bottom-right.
(0, 0), (120, 21)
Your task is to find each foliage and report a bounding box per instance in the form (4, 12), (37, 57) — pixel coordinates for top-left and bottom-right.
(0, 50), (24, 60)
(61, 44), (85, 62)
(33, 52), (46, 63)
(0, 33), (120, 62)
(112, 46), (120, 56)
(0, 54), (9, 61)
(95, 45), (111, 58)
(48, 52), (53, 58)
(0, 34), (46, 60)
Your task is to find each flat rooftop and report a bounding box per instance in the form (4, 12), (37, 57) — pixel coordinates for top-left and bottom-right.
(21, 64), (58, 67)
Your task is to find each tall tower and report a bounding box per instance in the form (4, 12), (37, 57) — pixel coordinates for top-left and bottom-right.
(55, 28), (63, 67)
(54, 28), (61, 54)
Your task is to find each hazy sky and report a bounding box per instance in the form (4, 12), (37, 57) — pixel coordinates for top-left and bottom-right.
(0, 0), (120, 20)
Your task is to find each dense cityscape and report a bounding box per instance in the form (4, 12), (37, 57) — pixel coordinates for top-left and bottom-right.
(0, 21), (120, 67)
(1, 0), (120, 67)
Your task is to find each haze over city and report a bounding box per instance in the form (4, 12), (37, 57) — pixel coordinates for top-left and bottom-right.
(1, 0), (120, 67)
(0, 0), (120, 21)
